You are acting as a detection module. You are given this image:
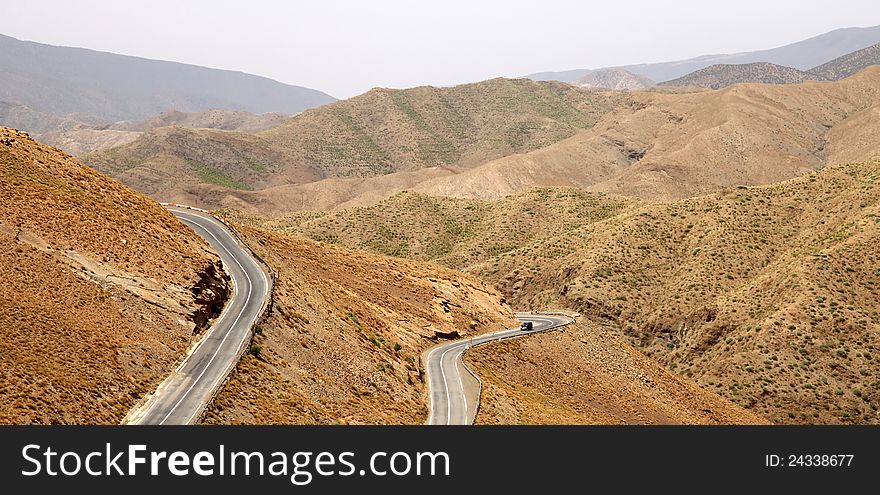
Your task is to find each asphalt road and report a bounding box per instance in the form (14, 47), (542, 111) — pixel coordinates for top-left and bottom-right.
(425, 313), (574, 425)
(126, 207), (270, 425)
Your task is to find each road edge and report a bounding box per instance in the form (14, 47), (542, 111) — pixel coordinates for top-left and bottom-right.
(121, 204), (276, 425)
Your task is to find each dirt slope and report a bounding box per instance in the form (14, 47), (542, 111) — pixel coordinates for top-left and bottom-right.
(84, 126), (305, 197)
(260, 78), (621, 178)
(472, 161), (880, 424)
(466, 320), (767, 424)
(231, 188), (635, 269)
(203, 226), (516, 424)
(83, 79), (622, 208)
(0, 128), (227, 424)
(414, 67), (880, 202)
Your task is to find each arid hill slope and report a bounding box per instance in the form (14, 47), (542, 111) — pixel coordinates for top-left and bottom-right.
(809, 42), (880, 81)
(35, 109), (291, 157)
(228, 188), (635, 268)
(259, 78), (621, 177)
(470, 161), (880, 424)
(82, 79), (622, 204)
(203, 225), (516, 424)
(84, 126), (305, 197)
(0, 128), (227, 424)
(413, 67), (880, 202)
(659, 62), (820, 89)
(467, 320), (767, 424)
(257, 159), (880, 424)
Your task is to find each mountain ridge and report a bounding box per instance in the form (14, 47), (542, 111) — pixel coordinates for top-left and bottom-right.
(526, 25), (880, 83)
(0, 33), (336, 123)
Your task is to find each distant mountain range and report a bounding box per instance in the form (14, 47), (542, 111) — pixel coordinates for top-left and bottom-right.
(0, 33), (336, 124)
(659, 62), (820, 89)
(571, 69), (654, 90)
(660, 42), (880, 90)
(527, 25), (880, 84)
(810, 42), (880, 80)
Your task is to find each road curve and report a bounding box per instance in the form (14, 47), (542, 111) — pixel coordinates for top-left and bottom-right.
(425, 313), (574, 425)
(126, 207), (271, 425)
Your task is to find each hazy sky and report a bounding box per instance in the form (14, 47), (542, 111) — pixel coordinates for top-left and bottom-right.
(2, 0), (879, 98)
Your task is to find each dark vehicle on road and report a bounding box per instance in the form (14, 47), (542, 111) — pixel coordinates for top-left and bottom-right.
(520, 321), (534, 331)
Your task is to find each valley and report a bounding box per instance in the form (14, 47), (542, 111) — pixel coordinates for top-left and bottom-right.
(2, 21), (879, 427)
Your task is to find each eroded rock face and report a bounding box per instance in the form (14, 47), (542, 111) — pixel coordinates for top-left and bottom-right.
(0, 127), (222, 424)
(190, 261), (231, 335)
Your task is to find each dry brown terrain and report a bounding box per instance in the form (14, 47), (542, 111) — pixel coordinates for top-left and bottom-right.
(572, 69), (655, 90)
(203, 226), (516, 424)
(466, 320), (766, 424)
(256, 159), (880, 424)
(260, 78), (621, 177)
(0, 128), (226, 424)
(471, 161), (880, 424)
(81, 78), (622, 209)
(84, 126), (305, 196)
(119, 109), (290, 134)
(413, 66), (880, 202)
(46, 67), (880, 216)
(227, 188), (635, 268)
(35, 110), (290, 157)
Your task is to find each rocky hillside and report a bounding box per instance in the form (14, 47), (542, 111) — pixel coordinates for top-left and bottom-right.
(259, 78), (621, 178)
(0, 128), (227, 424)
(469, 161), (880, 424)
(81, 78), (623, 204)
(572, 69), (655, 90)
(83, 126), (304, 196)
(409, 67), (880, 202)
(659, 62), (821, 89)
(203, 225), (515, 424)
(467, 320), (767, 424)
(229, 188), (635, 269)
(253, 156), (880, 424)
(809, 42), (880, 80)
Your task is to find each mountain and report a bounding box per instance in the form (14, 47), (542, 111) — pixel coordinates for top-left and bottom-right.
(119, 109), (289, 134)
(467, 320), (766, 424)
(91, 66), (880, 215)
(469, 160), (880, 424)
(527, 25), (880, 83)
(0, 33), (336, 124)
(35, 109), (290, 156)
(83, 126), (301, 197)
(259, 78), (622, 178)
(0, 128), (227, 424)
(0, 101), (86, 134)
(659, 62), (821, 89)
(247, 188), (635, 268)
(200, 223), (516, 424)
(249, 158), (880, 424)
(572, 69), (655, 90)
(410, 67), (880, 202)
(809, 42), (880, 80)
(83, 78), (624, 204)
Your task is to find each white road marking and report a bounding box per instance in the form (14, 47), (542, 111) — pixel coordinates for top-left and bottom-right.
(456, 347), (467, 422)
(175, 212), (269, 424)
(156, 213), (254, 425)
(425, 314), (573, 425)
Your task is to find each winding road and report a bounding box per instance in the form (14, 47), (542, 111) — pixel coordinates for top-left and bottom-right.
(426, 313), (574, 425)
(126, 207), (271, 425)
